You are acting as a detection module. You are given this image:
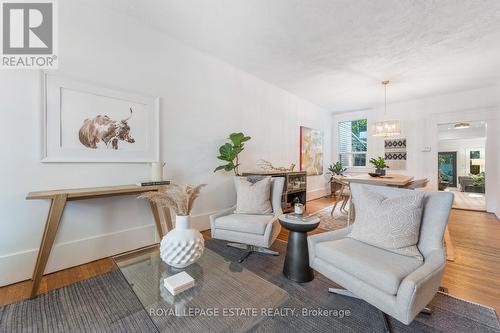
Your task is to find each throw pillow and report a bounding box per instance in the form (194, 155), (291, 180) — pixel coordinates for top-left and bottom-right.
(234, 176), (273, 214)
(349, 187), (425, 260)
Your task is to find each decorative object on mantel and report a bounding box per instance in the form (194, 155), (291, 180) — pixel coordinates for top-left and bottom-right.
(372, 80), (401, 137)
(369, 156), (389, 176)
(300, 126), (324, 175)
(214, 132), (251, 175)
(385, 138), (407, 170)
(256, 159), (296, 172)
(140, 184), (206, 268)
(152, 161), (166, 181)
(43, 74), (159, 162)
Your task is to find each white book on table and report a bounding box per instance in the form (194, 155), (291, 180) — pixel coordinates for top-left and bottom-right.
(164, 271), (195, 296)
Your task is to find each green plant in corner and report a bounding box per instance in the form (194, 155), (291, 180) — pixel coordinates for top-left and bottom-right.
(327, 161), (347, 177)
(214, 132), (251, 175)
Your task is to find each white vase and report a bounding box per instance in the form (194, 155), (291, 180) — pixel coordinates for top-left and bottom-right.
(160, 215), (204, 268)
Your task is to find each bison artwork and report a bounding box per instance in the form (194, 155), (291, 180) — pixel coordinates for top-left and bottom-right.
(78, 108), (135, 150)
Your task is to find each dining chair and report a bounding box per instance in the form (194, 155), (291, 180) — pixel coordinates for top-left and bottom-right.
(330, 177), (351, 220)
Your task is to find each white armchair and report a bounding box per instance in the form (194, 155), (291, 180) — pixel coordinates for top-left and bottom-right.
(308, 184), (453, 332)
(210, 177), (285, 262)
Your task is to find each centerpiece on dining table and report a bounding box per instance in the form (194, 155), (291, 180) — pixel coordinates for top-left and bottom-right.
(368, 156), (389, 176)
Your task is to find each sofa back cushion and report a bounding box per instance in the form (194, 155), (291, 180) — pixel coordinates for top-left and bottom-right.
(349, 186), (425, 260)
(234, 176), (273, 214)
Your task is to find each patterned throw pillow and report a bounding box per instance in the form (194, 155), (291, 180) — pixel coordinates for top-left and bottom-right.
(234, 176), (273, 214)
(349, 188), (425, 260)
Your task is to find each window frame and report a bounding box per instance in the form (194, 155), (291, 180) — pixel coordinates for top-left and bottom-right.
(338, 119), (368, 168)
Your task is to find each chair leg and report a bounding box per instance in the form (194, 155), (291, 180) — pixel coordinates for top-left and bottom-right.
(238, 249), (252, 263)
(328, 288), (361, 299)
(226, 243), (279, 263)
(381, 311), (392, 333)
(421, 306), (433, 315)
(254, 247), (279, 256)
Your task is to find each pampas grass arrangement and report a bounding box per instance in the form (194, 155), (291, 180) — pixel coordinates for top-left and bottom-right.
(139, 184), (206, 216)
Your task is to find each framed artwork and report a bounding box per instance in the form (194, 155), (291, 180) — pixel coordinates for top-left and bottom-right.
(384, 138), (407, 170)
(43, 74), (159, 162)
(300, 126), (323, 175)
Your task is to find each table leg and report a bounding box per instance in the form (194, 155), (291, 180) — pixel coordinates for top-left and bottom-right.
(149, 201), (164, 239)
(161, 206), (173, 232)
(283, 231), (314, 283)
(30, 194), (67, 298)
(444, 226), (455, 262)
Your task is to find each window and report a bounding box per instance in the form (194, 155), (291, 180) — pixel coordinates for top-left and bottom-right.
(338, 119), (367, 167)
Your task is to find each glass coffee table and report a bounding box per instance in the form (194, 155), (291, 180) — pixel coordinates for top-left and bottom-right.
(114, 247), (288, 332)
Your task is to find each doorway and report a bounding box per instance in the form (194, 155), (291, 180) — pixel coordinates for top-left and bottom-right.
(437, 121), (486, 211)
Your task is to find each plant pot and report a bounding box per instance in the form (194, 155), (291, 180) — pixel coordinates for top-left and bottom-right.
(375, 168), (386, 176)
(160, 215), (204, 268)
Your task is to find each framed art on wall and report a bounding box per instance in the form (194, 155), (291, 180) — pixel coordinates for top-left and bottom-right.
(300, 126), (323, 175)
(384, 138), (407, 170)
(43, 74), (159, 162)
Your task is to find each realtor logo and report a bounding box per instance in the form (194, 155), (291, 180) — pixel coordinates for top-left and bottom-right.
(1, 0), (58, 68)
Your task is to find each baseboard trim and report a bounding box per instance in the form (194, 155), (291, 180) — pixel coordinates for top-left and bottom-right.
(0, 224), (157, 287)
(307, 187), (329, 201)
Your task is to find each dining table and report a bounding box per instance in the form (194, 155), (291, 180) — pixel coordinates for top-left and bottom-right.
(330, 173), (455, 261)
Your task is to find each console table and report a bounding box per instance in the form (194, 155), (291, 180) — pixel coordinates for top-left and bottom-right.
(26, 184), (173, 298)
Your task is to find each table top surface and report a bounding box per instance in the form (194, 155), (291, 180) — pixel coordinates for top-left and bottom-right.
(26, 184), (168, 200)
(114, 247), (288, 332)
(333, 174), (414, 186)
(278, 214), (320, 225)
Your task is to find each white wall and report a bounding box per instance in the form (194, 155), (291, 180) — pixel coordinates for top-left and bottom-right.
(332, 85), (500, 215)
(0, 1), (331, 286)
(438, 138), (486, 179)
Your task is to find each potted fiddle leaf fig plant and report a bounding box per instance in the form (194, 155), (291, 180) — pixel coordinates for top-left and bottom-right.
(369, 156), (389, 176)
(214, 132), (251, 176)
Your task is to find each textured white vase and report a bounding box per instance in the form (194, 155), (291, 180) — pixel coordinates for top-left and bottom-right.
(160, 215), (204, 268)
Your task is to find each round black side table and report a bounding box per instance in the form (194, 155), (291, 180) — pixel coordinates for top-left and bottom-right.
(278, 215), (320, 283)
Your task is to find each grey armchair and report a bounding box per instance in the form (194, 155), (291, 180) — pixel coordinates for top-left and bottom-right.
(308, 184), (453, 332)
(210, 177), (285, 262)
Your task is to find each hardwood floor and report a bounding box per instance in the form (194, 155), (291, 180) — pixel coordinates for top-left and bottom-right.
(1, 196), (499, 314)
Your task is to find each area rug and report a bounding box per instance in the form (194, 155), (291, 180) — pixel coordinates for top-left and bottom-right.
(313, 204), (350, 231)
(1, 242), (498, 333)
(0, 270), (159, 333)
(206, 239), (500, 333)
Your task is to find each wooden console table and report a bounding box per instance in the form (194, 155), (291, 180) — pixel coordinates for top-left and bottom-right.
(26, 184), (173, 298)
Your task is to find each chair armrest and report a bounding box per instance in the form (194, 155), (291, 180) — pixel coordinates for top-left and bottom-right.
(397, 249), (446, 323)
(209, 205), (236, 222)
(209, 205), (236, 232)
(307, 226), (353, 263)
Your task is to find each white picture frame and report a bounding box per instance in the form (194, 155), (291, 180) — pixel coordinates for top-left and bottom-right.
(42, 74), (159, 163)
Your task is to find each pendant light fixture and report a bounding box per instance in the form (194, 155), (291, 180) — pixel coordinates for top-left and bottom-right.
(372, 80), (401, 137)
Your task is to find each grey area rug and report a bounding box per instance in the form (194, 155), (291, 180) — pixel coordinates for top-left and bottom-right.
(206, 239), (500, 333)
(1, 241), (499, 333)
(0, 271), (159, 333)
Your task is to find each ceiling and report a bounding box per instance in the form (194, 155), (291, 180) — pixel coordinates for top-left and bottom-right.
(101, 0), (500, 112)
(438, 121), (486, 141)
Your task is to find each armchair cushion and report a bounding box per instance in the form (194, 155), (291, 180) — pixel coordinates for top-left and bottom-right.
(316, 238), (423, 295)
(349, 187), (425, 260)
(234, 177), (273, 214)
(213, 213), (274, 235)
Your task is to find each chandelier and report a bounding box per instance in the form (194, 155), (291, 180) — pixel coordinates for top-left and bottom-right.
(372, 80), (401, 137)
